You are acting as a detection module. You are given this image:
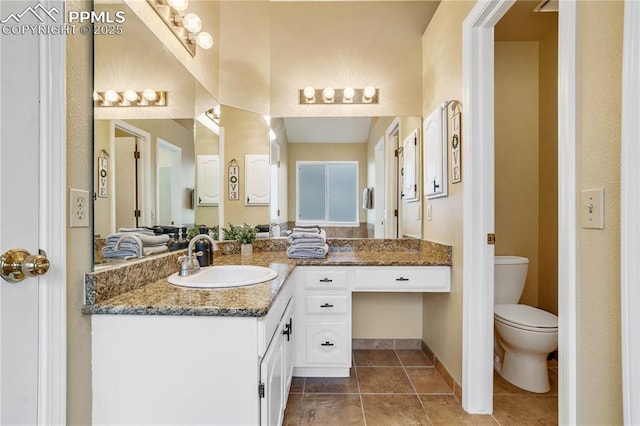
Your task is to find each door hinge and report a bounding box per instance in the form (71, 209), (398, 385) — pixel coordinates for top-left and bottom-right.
(134, 209), (141, 218)
(277, 209), (280, 216)
(487, 233), (496, 245)
(394, 149), (399, 157)
(133, 150), (140, 159)
(414, 184), (417, 192)
(259, 383), (265, 398)
(277, 160), (281, 168)
(394, 209), (398, 217)
(414, 137), (417, 146)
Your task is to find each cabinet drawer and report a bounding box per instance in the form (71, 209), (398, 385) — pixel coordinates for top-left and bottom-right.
(353, 266), (450, 292)
(304, 270), (347, 290)
(305, 295), (349, 315)
(306, 322), (350, 364)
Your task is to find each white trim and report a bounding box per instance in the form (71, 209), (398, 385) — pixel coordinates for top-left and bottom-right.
(384, 119), (400, 238)
(217, 127), (225, 240)
(36, 1), (66, 423)
(621, 1), (640, 424)
(461, 0), (514, 414)
(557, 1), (578, 424)
(156, 139), (182, 226)
(109, 120), (152, 232)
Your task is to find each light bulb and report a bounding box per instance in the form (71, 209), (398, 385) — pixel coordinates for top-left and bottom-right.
(323, 87), (335, 101)
(213, 105), (221, 117)
(363, 86), (376, 100)
(195, 32), (214, 49)
(143, 89), (158, 102)
(104, 90), (120, 104)
(181, 13), (202, 33)
(167, 0), (188, 12)
(303, 86), (315, 100)
(343, 87), (355, 101)
(92, 91), (102, 102)
(123, 90), (139, 103)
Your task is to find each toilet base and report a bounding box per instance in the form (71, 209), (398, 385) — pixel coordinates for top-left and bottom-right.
(497, 350), (551, 393)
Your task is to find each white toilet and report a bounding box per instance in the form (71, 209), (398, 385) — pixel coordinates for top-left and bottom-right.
(494, 256), (558, 393)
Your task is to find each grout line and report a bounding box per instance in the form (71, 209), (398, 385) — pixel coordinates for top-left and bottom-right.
(396, 349), (433, 424)
(353, 364), (367, 426)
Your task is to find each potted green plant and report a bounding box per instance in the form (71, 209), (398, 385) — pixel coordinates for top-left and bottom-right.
(235, 223), (257, 255)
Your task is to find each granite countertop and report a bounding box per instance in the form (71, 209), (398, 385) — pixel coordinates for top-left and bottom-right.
(83, 239), (452, 318)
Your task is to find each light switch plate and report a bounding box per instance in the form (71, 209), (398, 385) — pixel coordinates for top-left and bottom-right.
(581, 188), (604, 229)
(70, 188), (90, 228)
(426, 204), (432, 221)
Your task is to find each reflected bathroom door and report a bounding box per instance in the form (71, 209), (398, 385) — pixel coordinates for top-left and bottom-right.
(114, 136), (139, 229)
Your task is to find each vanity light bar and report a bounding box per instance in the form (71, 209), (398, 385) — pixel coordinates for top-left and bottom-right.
(147, 0), (213, 57)
(299, 87), (379, 105)
(93, 90), (168, 107)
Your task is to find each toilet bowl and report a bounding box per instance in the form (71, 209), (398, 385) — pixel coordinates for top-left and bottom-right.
(494, 304), (558, 393)
(494, 256), (558, 393)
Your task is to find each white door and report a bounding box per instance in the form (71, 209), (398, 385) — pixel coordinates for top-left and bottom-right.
(196, 155), (220, 206)
(374, 139), (385, 238)
(0, 1), (66, 423)
(115, 136), (138, 229)
(260, 321), (284, 426)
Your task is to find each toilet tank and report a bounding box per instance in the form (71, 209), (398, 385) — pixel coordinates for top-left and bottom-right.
(494, 256), (529, 304)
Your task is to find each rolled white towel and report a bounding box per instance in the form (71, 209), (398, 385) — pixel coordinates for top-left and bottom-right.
(118, 227), (157, 235)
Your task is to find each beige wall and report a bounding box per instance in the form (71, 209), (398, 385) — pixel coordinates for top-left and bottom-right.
(194, 120), (220, 227)
(271, 117), (289, 225)
(421, 0), (475, 383)
(270, 2), (438, 118)
(66, 1), (93, 424)
(220, 105), (270, 227)
(494, 41), (540, 306)
(286, 143), (368, 224)
(538, 24), (559, 315)
(576, 1), (623, 423)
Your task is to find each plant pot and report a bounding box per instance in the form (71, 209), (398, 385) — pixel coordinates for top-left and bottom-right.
(240, 243), (253, 256)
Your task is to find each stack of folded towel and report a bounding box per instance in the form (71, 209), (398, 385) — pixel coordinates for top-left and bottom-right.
(102, 228), (170, 259)
(286, 226), (328, 259)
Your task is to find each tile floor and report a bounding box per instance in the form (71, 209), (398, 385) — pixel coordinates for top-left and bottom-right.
(283, 349), (558, 425)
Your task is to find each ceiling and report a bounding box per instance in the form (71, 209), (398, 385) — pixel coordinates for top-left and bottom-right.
(283, 117), (373, 143)
(495, 0), (557, 42)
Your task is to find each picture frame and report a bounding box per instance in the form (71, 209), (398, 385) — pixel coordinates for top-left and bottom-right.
(451, 111), (462, 184)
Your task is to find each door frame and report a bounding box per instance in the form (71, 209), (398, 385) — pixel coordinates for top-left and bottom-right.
(37, 3), (67, 422)
(621, 0), (640, 423)
(461, 0), (577, 423)
(384, 119), (400, 238)
(156, 138), (182, 226)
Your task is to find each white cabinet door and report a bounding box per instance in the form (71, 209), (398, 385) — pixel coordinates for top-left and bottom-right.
(245, 154), (269, 205)
(260, 321), (284, 426)
(282, 300), (295, 396)
(196, 155), (220, 205)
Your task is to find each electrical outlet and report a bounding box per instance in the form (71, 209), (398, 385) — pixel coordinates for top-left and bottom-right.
(426, 204), (433, 221)
(70, 188), (89, 228)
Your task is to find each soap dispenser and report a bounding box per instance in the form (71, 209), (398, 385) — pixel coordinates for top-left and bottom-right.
(195, 226), (211, 267)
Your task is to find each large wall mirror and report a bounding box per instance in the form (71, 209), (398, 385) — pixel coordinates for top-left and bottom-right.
(93, 1), (423, 270)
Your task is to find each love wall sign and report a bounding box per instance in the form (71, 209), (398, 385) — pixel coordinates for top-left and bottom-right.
(228, 164), (239, 200)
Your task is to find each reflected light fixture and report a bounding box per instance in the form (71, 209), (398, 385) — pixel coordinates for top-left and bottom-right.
(299, 86), (379, 105)
(94, 89), (167, 107)
(147, 0), (213, 57)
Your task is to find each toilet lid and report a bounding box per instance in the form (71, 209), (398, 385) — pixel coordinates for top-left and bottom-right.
(495, 304), (558, 330)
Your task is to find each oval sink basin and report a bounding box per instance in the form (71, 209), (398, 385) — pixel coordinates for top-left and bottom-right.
(167, 265), (278, 289)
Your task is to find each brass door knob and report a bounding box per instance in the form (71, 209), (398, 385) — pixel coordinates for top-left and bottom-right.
(1, 248), (50, 283)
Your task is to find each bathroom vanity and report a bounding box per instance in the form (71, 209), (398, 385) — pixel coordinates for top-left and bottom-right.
(85, 240), (451, 425)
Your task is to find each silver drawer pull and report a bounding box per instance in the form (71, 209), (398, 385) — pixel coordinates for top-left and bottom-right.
(319, 278), (333, 283)
(321, 341), (334, 347)
(320, 303), (334, 308)
(396, 277), (410, 281)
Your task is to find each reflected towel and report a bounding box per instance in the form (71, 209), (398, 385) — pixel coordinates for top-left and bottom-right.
(286, 243), (329, 259)
(118, 227), (157, 235)
(287, 229), (326, 245)
(106, 232), (170, 247)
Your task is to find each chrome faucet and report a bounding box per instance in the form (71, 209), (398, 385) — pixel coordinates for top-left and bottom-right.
(115, 234), (144, 259)
(269, 222), (281, 238)
(179, 234), (218, 277)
